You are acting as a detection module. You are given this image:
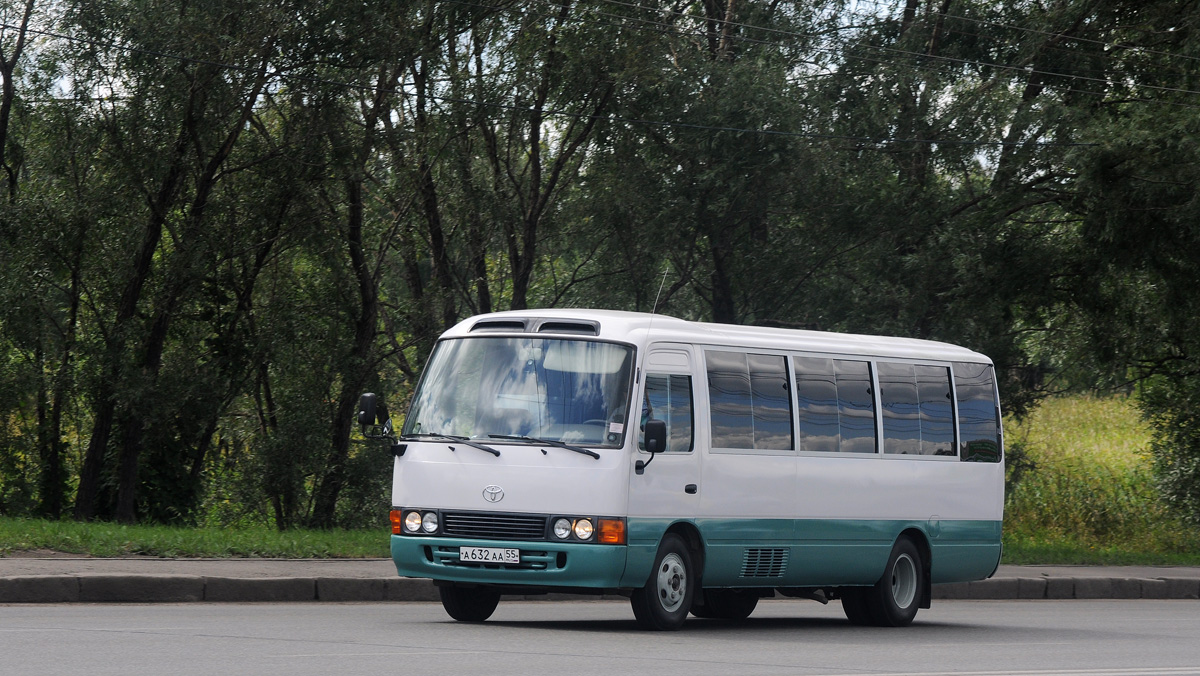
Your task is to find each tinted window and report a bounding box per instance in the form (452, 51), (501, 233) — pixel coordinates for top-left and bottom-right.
(879, 362), (921, 454)
(707, 350), (753, 448)
(954, 362), (1001, 462)
(794, 357), (876, 453)
(794, 357), (838, 453)
(916, 365), (956, 456)
(879, 362), (958, 456)
(707, 350), (793, 450)
(640, 374), (694, 453)
(837, 360), (877, 453)
(749, 353), (793, 449)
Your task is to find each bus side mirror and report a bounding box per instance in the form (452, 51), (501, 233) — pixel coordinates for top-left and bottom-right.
(357, 393), (378, 426)
(644, 419), (667, 454)
(636, 420), (667, 476)
(358, 392), (395, 442)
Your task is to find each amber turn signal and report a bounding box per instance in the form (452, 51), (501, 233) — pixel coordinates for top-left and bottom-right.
(389, 509), (404, 535)
(597, 518), (626, 544)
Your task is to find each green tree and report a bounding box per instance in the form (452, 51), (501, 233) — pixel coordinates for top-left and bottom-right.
(65, 0), (303, 522)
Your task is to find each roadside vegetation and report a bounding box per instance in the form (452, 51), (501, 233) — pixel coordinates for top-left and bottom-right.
(2, 396), (1197, 563)
(1002, 396), (1200, 565)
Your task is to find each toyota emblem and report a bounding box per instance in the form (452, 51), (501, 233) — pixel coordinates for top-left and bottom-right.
(482, 485), (504, 503)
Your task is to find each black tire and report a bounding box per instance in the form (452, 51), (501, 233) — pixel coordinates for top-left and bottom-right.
(439, 584), (502, 622)
(631, 534), (694, 630)
(691, 589), (759, 620)
(839, 587), (875, 626)
(851, 537), (925, 627)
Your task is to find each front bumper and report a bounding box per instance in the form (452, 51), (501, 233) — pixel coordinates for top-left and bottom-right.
(391, 534), (630, 589)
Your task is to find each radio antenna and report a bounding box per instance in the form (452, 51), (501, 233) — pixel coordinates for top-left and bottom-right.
(650, 262), (670, 315)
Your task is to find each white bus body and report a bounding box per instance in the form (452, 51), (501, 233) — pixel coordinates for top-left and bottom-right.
(378, 310), (1004, 629)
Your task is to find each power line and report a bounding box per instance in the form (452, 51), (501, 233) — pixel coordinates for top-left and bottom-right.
(2, 20), (1101, 148)
(847, 0), (1200, 66)
(830, 4), (1200, 90)
(578, 0), (1200, 98)
(601, 0), (1199, 68)
(502, 0), (1200, 106)
(832, 6), (1198, 83)
(465, 0), (1200, 110)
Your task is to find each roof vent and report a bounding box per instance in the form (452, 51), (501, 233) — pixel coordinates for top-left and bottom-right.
(469, 319), (528, 333)
(535, 320), (600, 336)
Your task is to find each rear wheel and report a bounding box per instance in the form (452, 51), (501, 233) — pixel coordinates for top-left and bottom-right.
(842, 537), (924, 627)
(439, 584), (502, 622)
(631, 534), (694, 630)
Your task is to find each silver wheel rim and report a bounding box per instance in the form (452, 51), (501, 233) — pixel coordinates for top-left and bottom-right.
(656, 552), (687, 613)
(890, 552), (918, 609)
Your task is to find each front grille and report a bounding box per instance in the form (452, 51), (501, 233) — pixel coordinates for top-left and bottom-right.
(740, 548), (788, 578)
(441, 511), (548, 540)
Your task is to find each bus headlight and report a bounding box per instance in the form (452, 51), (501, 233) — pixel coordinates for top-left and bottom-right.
(404, 511), (423, 533)
(421, 512), (439, 533)
(553, 518), (573, 539)
(573, 518), (594, 540)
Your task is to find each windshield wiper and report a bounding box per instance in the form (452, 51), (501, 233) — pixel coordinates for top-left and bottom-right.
(488, 434), (600, 459)
(400, 433), (500, 457)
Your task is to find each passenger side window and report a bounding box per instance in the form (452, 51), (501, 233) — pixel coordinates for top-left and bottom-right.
(837, 360), (877, 453)
(706, 350), (793, 450)
(954, 362), (1002, 462)
(794, 357), (877, 453)
(640, 374), (694, 453)
(794, 357), (838, 452)
(878, 362), (956, 456)
(916, 365), (956, 456)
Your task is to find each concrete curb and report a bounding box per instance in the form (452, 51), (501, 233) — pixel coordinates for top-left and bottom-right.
(930, 576), (1200, 600)
(0, 575), (441, 604)
(2, 574), (1199, 603)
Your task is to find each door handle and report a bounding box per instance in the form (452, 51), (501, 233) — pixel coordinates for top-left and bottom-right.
(684, 484), (698, 494)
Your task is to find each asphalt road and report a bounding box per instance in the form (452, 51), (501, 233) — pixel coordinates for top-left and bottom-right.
(4, 599), (1200, 676)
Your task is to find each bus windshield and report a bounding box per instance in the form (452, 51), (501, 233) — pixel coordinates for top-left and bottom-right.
(403, 337), (635, 447)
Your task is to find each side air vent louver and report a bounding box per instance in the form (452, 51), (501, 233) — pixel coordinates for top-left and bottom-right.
(740, 548), (788, 578)
(470, 320), (528, 333)
(535, 320), (600, 336)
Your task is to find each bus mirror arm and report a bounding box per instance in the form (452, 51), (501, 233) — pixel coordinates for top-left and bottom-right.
(636, 419), (668, 475)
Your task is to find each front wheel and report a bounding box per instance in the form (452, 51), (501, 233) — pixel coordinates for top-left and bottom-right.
(439, 584), (501, 622)
(631, 534), (694, 630)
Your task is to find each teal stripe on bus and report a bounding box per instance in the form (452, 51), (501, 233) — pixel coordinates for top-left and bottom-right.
(624, 516), (1001, 588)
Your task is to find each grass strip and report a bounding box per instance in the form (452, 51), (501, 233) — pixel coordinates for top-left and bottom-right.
(0, 517), (389, 558)
(1002, 533), (1200, 566)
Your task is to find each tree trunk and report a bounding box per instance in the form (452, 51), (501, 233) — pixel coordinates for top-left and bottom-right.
(0, 0), (34, 202)
(308, 177), (378, 528)
(73, 138), (185, 519)
(110, 57), (273, 523)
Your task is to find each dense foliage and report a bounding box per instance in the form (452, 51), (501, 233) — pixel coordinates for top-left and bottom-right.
(1, 0), (1198, 528)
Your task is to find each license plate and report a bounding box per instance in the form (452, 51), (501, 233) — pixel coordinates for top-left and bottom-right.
(459, 546), (520, 564)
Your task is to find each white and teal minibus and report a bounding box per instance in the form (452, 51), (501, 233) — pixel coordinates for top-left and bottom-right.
(358, 309), (1003, 630)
